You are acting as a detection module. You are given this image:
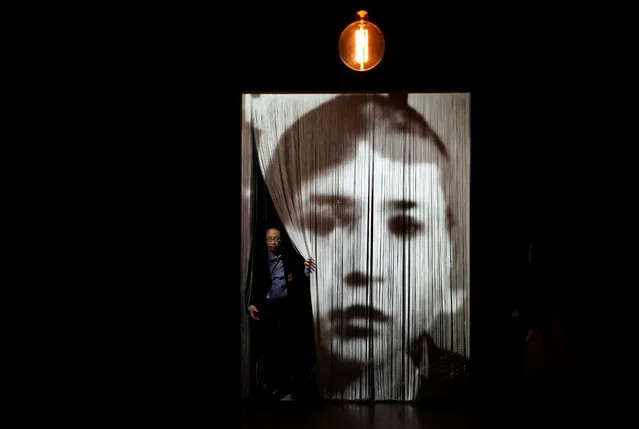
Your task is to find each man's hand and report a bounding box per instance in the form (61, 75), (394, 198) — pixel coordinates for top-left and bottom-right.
(304, 257), (316, 273)
(248, 305), (260, 320)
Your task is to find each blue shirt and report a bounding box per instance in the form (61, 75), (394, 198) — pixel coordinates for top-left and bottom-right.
(266, 253), (311, 300)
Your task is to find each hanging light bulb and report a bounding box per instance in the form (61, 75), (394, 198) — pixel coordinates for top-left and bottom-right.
(338, 10), (385, 72)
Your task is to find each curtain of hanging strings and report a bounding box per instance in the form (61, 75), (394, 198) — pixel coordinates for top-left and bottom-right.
(240, 95), (253, 398)
(241, 93), (470, 401)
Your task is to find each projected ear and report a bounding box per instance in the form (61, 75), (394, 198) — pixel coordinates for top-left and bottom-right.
(446, 206), (455, 231)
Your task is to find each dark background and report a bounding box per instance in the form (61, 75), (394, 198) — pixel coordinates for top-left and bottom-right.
(153, 0), (637, 419)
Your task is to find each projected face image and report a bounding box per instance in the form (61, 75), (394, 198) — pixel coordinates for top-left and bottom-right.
(254, 93), (470, 400)
(293, 140), (453, 368)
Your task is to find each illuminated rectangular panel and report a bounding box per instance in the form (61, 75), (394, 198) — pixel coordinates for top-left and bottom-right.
(241, 93), (470, 401)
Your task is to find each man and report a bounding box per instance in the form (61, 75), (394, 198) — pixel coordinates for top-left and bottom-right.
(259, 94), (469, 401)
(247, 227), (315, 401)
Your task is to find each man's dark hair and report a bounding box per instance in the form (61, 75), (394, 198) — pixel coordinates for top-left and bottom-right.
(265, 226), (281, 235)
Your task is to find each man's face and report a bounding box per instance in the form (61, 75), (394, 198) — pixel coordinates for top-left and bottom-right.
(265, 228), (281, 253)
(294, 141), (454, 365)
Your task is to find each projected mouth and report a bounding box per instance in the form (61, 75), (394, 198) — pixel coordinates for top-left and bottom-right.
(330, 305), (392, 339)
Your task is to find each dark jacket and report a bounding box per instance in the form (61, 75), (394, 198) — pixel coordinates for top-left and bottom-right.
(413, 334), (470, 402)
(247, 248), (309, 312)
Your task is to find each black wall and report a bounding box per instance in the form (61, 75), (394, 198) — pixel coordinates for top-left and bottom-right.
(162, 0), (636, 418)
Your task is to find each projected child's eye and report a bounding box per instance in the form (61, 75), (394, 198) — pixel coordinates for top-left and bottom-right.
(388, 215), (424, 238)
(304, 214), (336, 236)
(305, 194), (357, 236)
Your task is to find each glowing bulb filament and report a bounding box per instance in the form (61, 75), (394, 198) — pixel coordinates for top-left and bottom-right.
(355, 26), (368, 70)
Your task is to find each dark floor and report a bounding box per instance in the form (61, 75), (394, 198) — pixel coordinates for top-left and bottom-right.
(175, 398), (580, 429)
(240, 402), (512, 429)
